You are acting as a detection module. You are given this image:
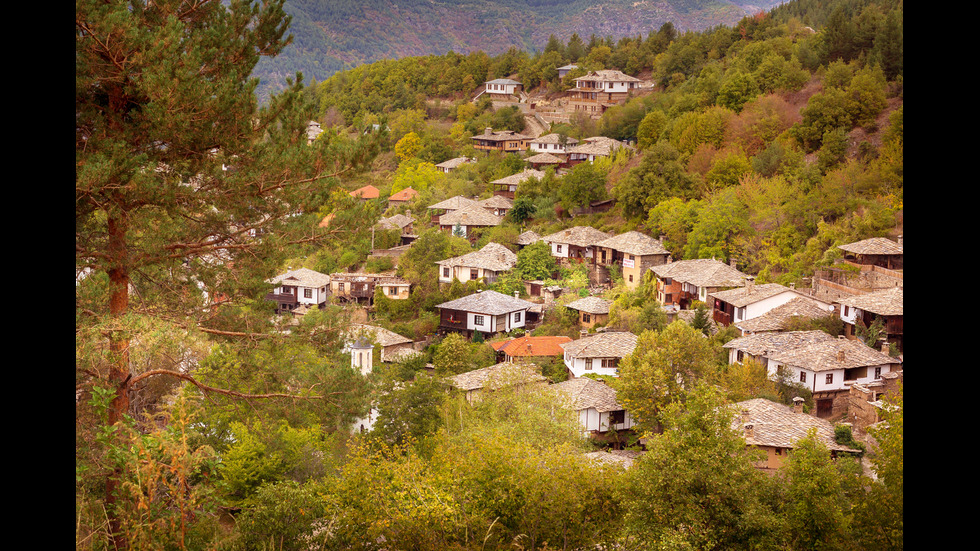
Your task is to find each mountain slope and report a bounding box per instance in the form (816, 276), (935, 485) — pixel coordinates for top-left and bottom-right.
(255, 0), (788, 98)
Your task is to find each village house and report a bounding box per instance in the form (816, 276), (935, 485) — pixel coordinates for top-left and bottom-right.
(489, 334), (572, 364)
(515, 230), (542, 249)
(306, 120), (323, 144)
(349, 184), (380, 201)
(565, 296), (613, 329)
(438, 203), (504, 238)
(490, 168), (545, 199)
(427, 195), (485, 223)
(566, 136), (631, 165)
(448, 362), (547, 405)
(556, 64), (578, 79)
(541, 226), (613, 266)
(723, 330), (901, 417)
(525, 152), (565, 171)
(552, 377), (636, 444)
(434, 156), (475, 174)
(528, 133), (578, 159)
(266, 267), (332, 314)
(594, 231), (671, 288)
(732, 398), (862, 471)
(567, 70), (643, 116)
(387, 186), (418, 209)
(374, 212), (416, 243)
(709, 281), (811, 327)
(345, 323), (418, 364)
(477, 78), (524, 102)
(435, 289), (535, 338)
(836, 286), (903, 352)
(436, 242), (517, 285)
(470, 127), (532, 154)
(330, 272), (411, 305)
(649, 258), (750, 311)
(479, 194), (514, 217)
(838, 236), (903, 270)
(560, 331), (638, 379)
(734, 296), (837, 335)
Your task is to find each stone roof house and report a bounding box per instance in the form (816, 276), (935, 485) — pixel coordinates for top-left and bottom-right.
(266, 267), (332, 314)
(436, 242), (517, 284)
(515, 230), (542, 248)
(435, 156), (474, 174)
(709, 281), (811, 328)
(565, 296), (613, 329)
(330, 272), (411, 304)
(838, 237), (903, 270)
(566, 136), (631, 164)
(479, 194), (514, 217)
(345, 324), (417, 363)
(541, 226), (613, 264)
(649, 258), (750, 310)
(448, 361), (546, 404)
(732, 398), (862, 470)
(568, 70), (643, 117)
(594, 231), (670, 288)
(471, 127), (531, 153)
(734, 296), (836, 335)
(552, 377), (636, 439)
(528, 133), (579, 158)
(436, 289), (535, 337)
(490, 168), (545, 199)
(438, 204), (504, 238)
(560, 331), (638, 378)
(836, 286), (903, 352)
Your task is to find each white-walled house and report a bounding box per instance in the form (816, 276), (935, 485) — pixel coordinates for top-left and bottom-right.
(479, 78), (523, 101)
(710, 282), (831, 328)
(528, 133), (579, 157)
(541, 226), (612, 264)
(266, 267), (332, 314)
(560, 331), (638, 378)
(448, 362), (548, 404)
(723, 330), (901, 417)
(436, 290), (534, 338)
(436, 242), (517, 284)
(552, 377), (636, 437)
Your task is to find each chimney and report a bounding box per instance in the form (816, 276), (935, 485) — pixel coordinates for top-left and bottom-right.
(485, 127), (492, 136)
(897, 235), (903, 246)
(792, 396), (805, 414)
(514, 290), (520, 298)
(744, 423), (754, 439)
(837, 350), (845, 362)
(729, 257), (737, 268)
(881, 341), (890, 354)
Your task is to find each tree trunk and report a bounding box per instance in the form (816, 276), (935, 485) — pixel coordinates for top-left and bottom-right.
(106, 211), (131, 551)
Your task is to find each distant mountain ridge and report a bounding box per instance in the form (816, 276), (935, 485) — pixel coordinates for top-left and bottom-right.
(254, 0), (788, 97)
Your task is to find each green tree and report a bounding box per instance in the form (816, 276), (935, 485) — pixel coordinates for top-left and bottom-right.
(852, 383), (903, 548)
(76, 1), (372, 547)
(616, 321), (721, 431)
(558, 160), (607, 212)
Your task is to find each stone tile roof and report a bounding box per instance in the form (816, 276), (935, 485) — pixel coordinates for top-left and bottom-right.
(436, 242), (517, 272)
(349, 185), (379, 199)
(723, 330), (836, 357)
(471, 129), (531, 142)
(485, 78), (522, 86)
(491, 168), (545, 186)
(375, 213), (414, 231)
(479, 195), (514, 209)
(388, 187), (419, 202)
(428, 195), (484, 212)
(560, 331), (638, 359)
(525, 152), (564, 164)
(836, 287), (903, 316)
(347, 324), (413, 347)
(583, 449), (643, 468)
(448, 362), (545, 392)
(530, 133), (579, 146)
(542, 226), (613, 248)
(574, 69), (642, 83)
(490, 335), (572, 357)
(565, 296), (612, 314)
(435, 157), (474, 170)
(735, 297), (835, 333)
(268, 267), (331, 288)
(650, 259), (749, 288)
(436, 289), (535, 315)
(731, 398), (861, 453)
(595, 231), (669, 256)
(331, 271), (410, 286)
(711, 283), (798, 307)
(516, 231), (542, 245)
(552, 377), (623, 412)
(768, 336), (898, 372)
(439, 204), (504, 227)
(838, 237), (903, 255)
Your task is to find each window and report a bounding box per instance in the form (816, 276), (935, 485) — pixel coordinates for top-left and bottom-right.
(337, 283), (345, 293)
(474, 315), (484, 326)
(304, 288), (313, 299)
(874, 367), (882, 379)
(628, 274), (633, 283)
(610, 410), (625, 424)
(582, 313), (591, 323)
(470, 269), (479, 280)
(443, 267), (450, 278)
(601, 358), (619, 369)
(513, 312), (521, 323)
(388, 286), (398, 296)
(556, 244), (563, 253)
(826, 374), (834, 385)
(800, 372), (807, 383)
(585, 358), (593, 370)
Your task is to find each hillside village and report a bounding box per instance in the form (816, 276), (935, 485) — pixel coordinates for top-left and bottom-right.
(76, 0), (903, 547)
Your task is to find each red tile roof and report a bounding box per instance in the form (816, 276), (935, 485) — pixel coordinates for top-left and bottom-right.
(389, 187), (419, 202)
(350, 185), (380, 199)
(491, 335), (573, 357)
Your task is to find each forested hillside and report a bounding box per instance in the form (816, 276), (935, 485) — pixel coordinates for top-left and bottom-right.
(76, 0), (903, 549)
(254, 0), (790, 99)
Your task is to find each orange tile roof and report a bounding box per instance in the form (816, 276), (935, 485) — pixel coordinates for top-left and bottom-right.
(389, 187), (419, 202)
(350, 185), (380, 199)
(491, 335), (573, 357)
